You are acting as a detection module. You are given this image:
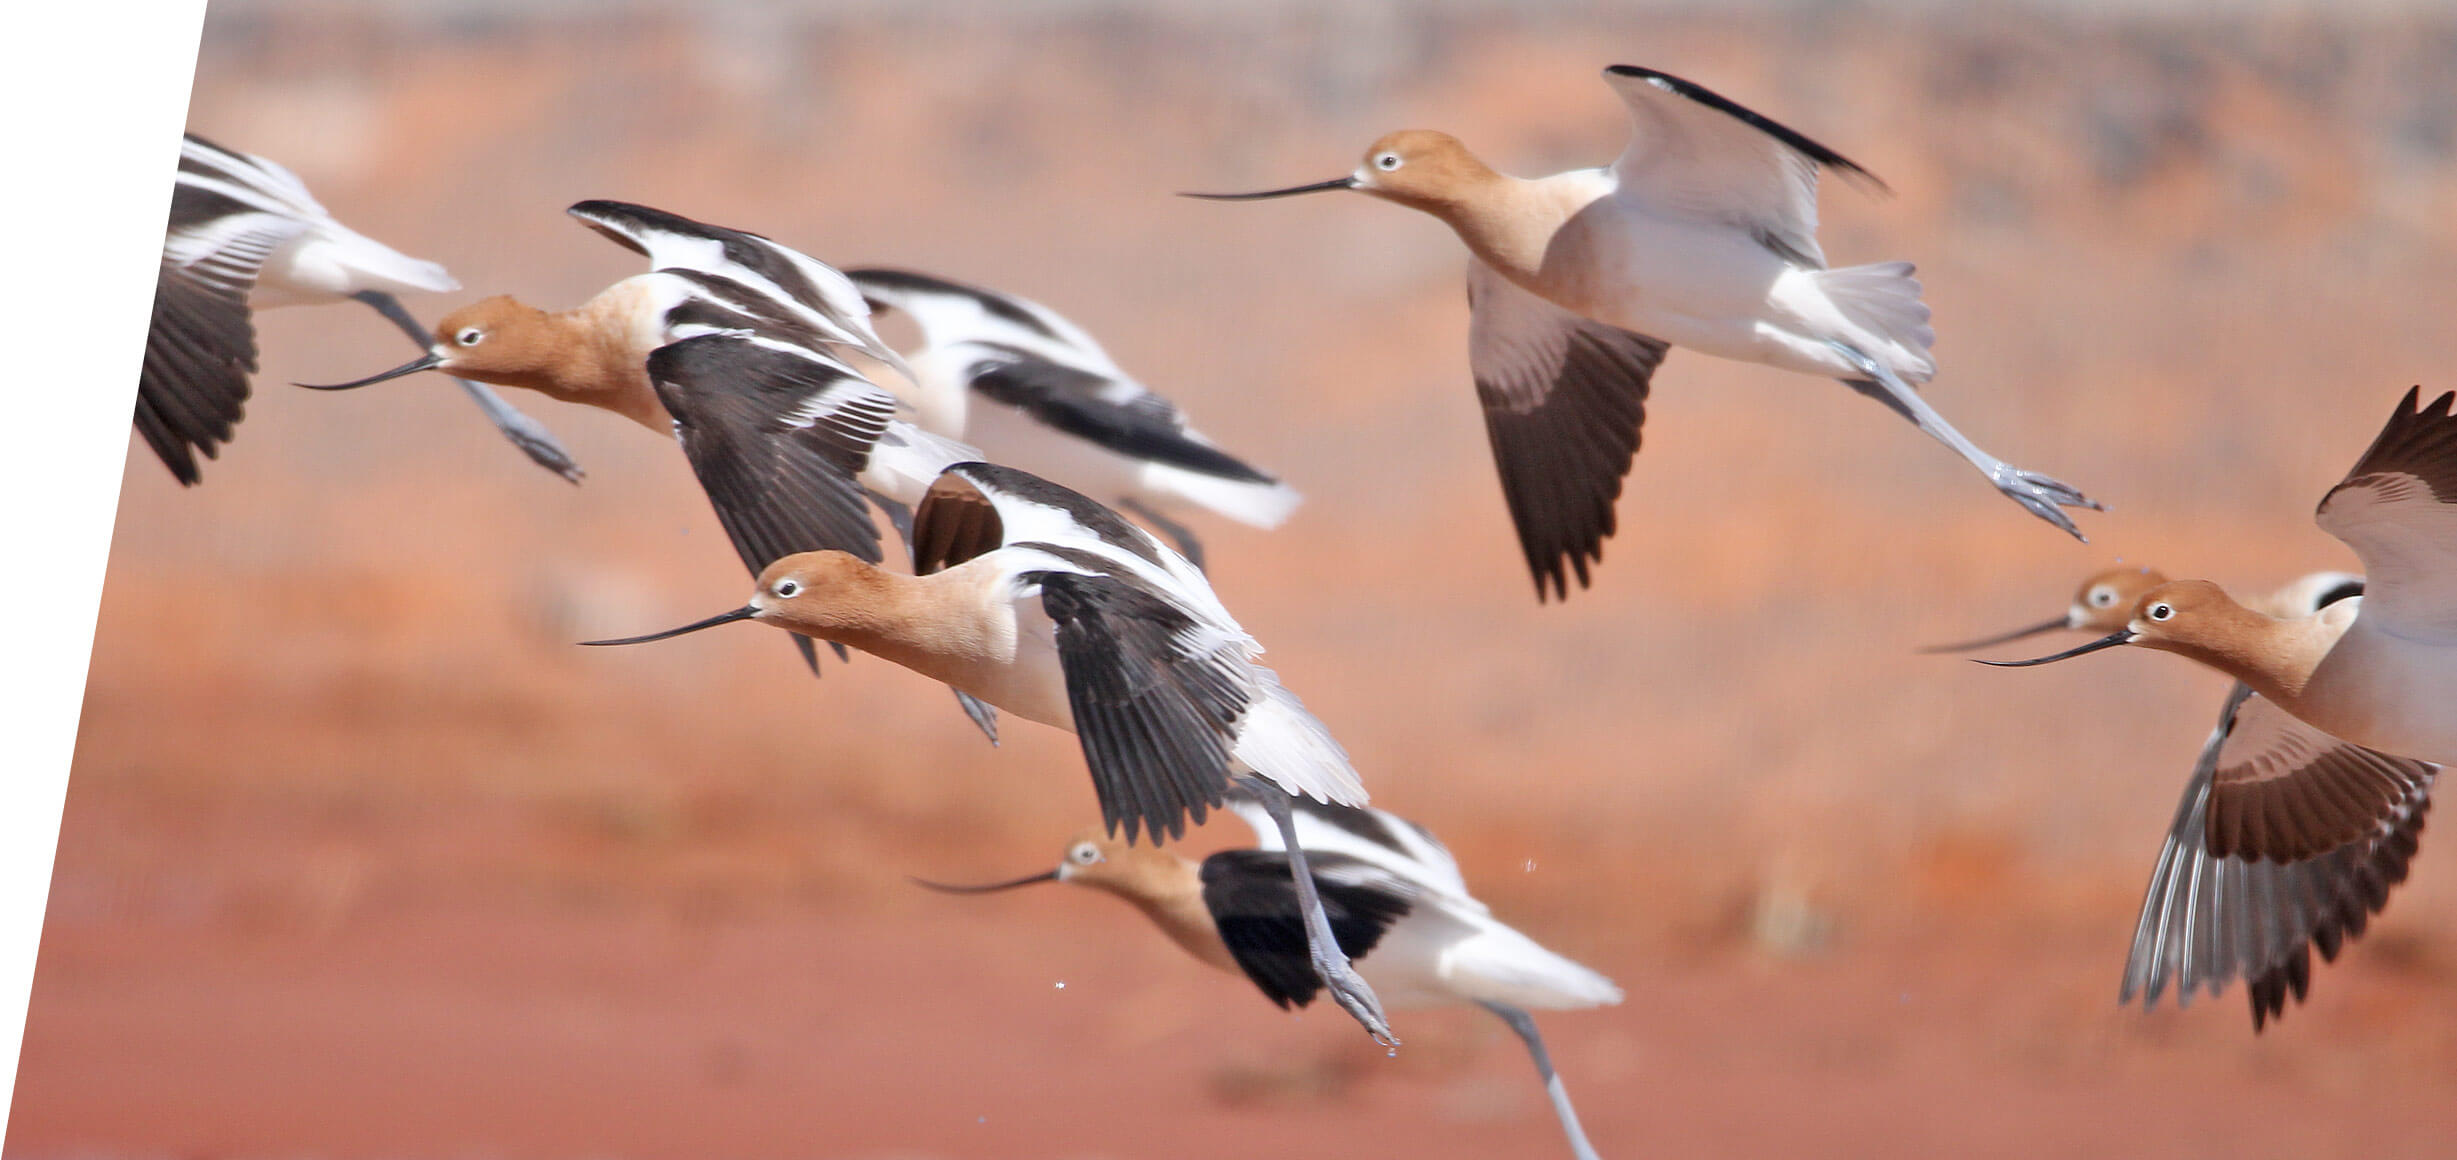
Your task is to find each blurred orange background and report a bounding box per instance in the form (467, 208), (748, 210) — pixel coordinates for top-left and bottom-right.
(13, 3), (2457, 1157)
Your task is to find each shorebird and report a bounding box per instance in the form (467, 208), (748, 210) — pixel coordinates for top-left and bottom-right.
(299, 200), (975, 677)
(851, 267), (1301, 568)
(582, 461), (1397, 1043)
(149, 133), (579, 485)
(917, 790), (1621, 1160)
(1188, 65), (2097, 599)
(1985, 387), (2457, 769)
(1940, 565), (2435, 1028)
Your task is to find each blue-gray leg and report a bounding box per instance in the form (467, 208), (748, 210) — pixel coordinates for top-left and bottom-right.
(1478, 1001), (1603, 1160)
(1241, 776), (1397, 1046)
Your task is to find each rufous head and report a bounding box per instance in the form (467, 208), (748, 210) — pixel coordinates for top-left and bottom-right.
(910, 830), (1196, 906)
(293, 293), (559, 394)
(1978, 578), (2265, 673)
(580, 550), (887, 649)
(1923, 564), (2168, 653)
(1178, 129), (1496, 214)
(423, 296), (561, 386)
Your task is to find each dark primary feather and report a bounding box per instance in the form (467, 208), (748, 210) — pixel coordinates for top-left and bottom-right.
(646, 332), (890, 576)
(1603, 65), (1885, 189)
(140, 201), (295, 485)
(964, 346), (1276, 483)
(1470, 279), (1669, 601)
(1202, 849), (1413, 1009)
(567, 200), (844, 320)
(1036, 571), (1249, 844)
(2328, 386), (2457, 507)
(2124, 684), (2438, 1031)
(139, 261), (259, 485)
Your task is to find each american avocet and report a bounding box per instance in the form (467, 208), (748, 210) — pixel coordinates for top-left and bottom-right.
(299, 201), (974, 675)
(850, 267), (1301, 567)
(1188, 65), (2098, 599)
(1986, 388), (2457, 769)
(148, 133), (580, 485)
(582, 461), (1396, 1043)
(917, 790), (1620, 1159)
(1941, 566), (2435, 1028)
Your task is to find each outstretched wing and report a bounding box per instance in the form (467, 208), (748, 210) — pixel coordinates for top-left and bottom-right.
(1035, 570), (1252, 844)
(142, 178), (306, 484)
(1602, 65), (1883, 269)
(2124, 683), (2437, 1030)
(566, 200), (909, 375)
(646, 332), (892, 574)
(966, 350), (1277, 483)
(1467, 259), (1668, 601)
(2315, 387), (2457, 643)
(2205, 691), (2436, 863)
(1201, 849), (1414, 1009)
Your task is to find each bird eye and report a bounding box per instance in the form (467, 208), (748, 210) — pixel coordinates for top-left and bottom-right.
(455, 327), (484, 346)
(2148, 603), (2174, 622)
(1374, 152), (1402, 171)
(1068, 842), (1102, 866)
(2089, 587), (2116, 607)
(773, 579), (801, 598)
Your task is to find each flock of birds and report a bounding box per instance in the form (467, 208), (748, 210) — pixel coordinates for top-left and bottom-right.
(145, 65), (2452, 1157)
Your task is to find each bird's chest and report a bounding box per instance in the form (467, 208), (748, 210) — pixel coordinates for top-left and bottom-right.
(1534, 205), (1789, 340)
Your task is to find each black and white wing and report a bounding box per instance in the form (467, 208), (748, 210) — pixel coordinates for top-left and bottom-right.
(2124, 683), (2437, 1029)
(1602, 65), (1885, 269)
(141, 137), (315, 484)
(1225, 790), (1472, 902)
(1468, 259), (1669, 601)
(850, 267), (1115, 369)
(566, 200), (910, 376)
(2316, 388), (2457, 643)
(914, 464), (1259, 842)
(1201, 848), (1415, 1008)
(645, 332), (894, 574)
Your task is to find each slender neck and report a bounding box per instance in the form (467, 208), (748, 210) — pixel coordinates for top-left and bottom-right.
(2154, 607), (2343, 705)
(1100, 866), (1238, 976)
(771, 564), (1012, 687)
(1399, 169), (1572, 285)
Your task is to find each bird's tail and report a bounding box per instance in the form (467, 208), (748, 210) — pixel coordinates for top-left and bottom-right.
(1816, 261), (1935, 384)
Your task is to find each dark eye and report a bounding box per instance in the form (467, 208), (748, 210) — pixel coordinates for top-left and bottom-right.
(774, 579), (801, 598)
(1068, 842), (1101, 866)
(1374, 152), (1402, 171)
(2148, 603), (2174, 622)
(2089, 588), (2115, 607)
(455, 327), (484, 346)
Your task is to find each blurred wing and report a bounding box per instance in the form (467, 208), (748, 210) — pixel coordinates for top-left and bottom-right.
(141, 207), (302, 485)
(2205, 691), (2436, 863)
(1225, 791), (1472, 902)
(2315, 388), (2457, 642)
(176, 132), (326, 222)
(1601, 65), (1883, 268)
(1201, 849), (1414, 1009)
(1468, 259), (1667, 601)
(566, 200), (907, 372)
(848, 267), (1118, 371)
(2125, 685), (2436, 1030)
(966, 350), (1276, 482)
(646, 332), (892, 575)
(1035, 570), (1252, 844)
